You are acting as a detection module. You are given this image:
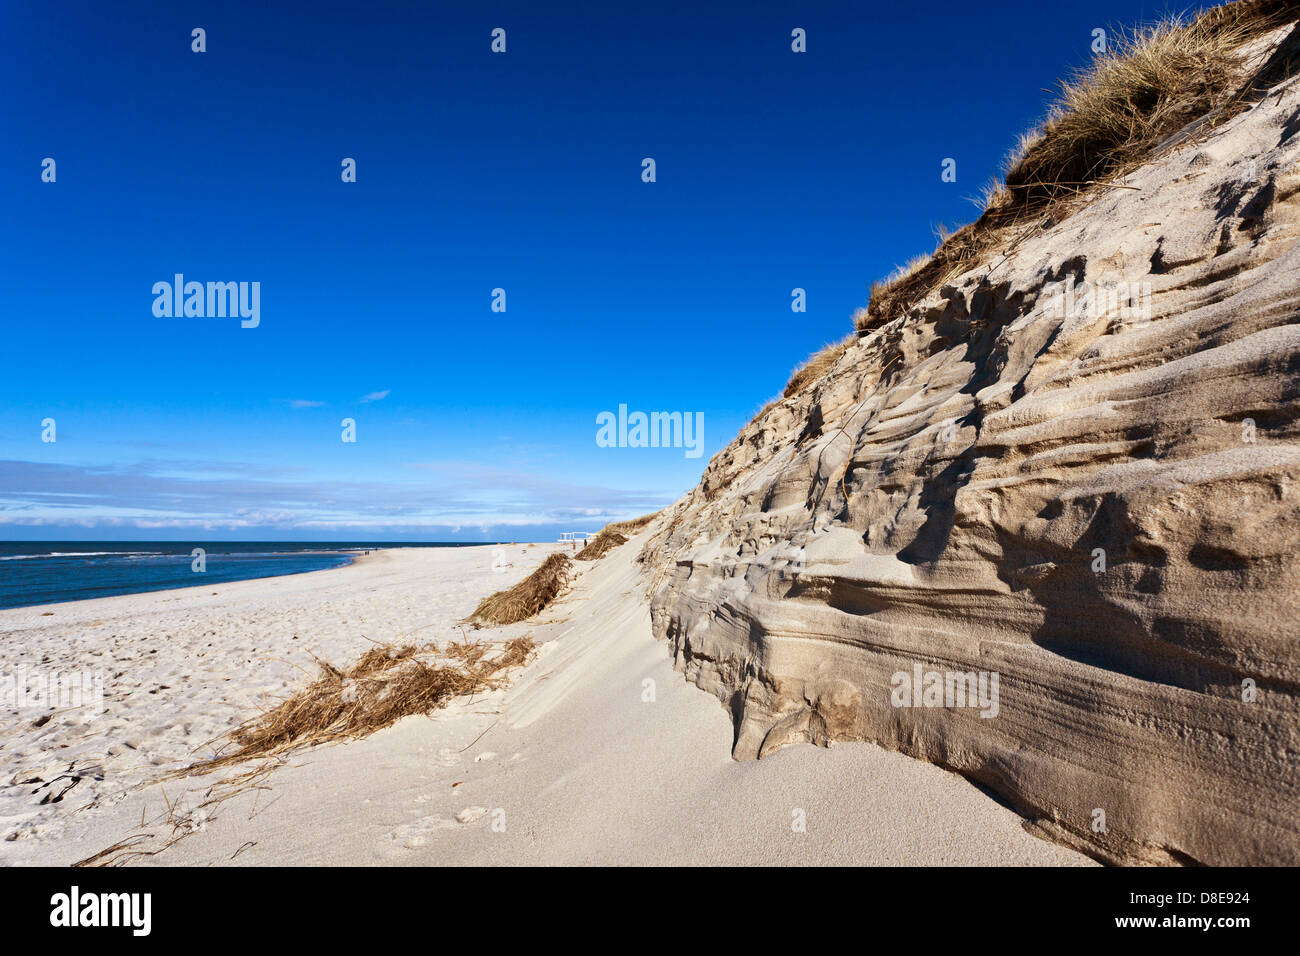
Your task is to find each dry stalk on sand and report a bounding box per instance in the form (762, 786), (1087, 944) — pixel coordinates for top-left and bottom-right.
(471, 553), (572, 622)
(181, 635), (536, 772)
(75, 760), (282, 866)
(76, 633), (536, 865)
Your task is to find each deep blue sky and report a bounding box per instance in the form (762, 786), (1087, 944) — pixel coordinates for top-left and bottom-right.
(1, 0), (1215, 540)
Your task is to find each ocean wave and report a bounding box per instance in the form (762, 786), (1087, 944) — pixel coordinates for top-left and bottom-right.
(0, 551), (167, 561)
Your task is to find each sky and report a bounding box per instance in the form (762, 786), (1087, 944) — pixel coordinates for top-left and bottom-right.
(0, 0), (1217, 541)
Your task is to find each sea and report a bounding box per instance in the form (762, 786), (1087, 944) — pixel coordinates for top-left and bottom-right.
(0, 541), (489, 610)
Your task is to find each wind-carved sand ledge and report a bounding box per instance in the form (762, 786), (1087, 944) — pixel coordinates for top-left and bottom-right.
(638, 9), (1300, 866)
(0, 538), (1088, 866)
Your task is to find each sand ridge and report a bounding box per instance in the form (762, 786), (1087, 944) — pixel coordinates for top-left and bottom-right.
(4, 536), (1089, 866)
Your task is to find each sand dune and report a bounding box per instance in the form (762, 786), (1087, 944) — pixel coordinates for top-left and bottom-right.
(2, 538), (1088, 866)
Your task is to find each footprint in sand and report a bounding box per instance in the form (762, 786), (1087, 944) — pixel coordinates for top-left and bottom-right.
(387, 815), (458, 849)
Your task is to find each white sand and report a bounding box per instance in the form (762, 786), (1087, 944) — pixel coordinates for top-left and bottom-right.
(0, 543), (556, 862)
(1, 536), (1090, 866)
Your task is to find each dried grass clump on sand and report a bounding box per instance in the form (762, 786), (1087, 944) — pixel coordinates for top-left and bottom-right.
(575, 512), (661, 560)
(187, 635), (535, 772)
(471, 552), (572, 623)
(610, 511), (660, 533)
(859, 0), (1293, 331)
(784, 336), (854, 397)
(575, 528), (627, 560)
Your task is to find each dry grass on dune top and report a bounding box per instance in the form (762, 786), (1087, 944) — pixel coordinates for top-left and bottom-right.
(859, 0), (1296, 331)
(1002, 12), (1264, 211)
(184, 635), (536, 771)
(605, 511), (660, 534)
(575, 528), (628, 560)
(575, 511), (662, 560)
(471, 552), (572, 623)
(783, 336), (854, 397)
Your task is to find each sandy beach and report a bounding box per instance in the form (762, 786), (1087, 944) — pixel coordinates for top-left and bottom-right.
(0, 535), (1088, 866)
(0, 543), (555, 861)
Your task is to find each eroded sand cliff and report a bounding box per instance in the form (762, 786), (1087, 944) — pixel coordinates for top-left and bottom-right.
(640, 9), (1300, 864)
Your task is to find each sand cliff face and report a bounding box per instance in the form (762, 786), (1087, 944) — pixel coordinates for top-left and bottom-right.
(640, 24), (1300, 865)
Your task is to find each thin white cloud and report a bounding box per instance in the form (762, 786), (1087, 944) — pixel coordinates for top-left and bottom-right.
(359, 390), (391, 403)
(288, 399), (325, 409)
(0, 458), (670, 536)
